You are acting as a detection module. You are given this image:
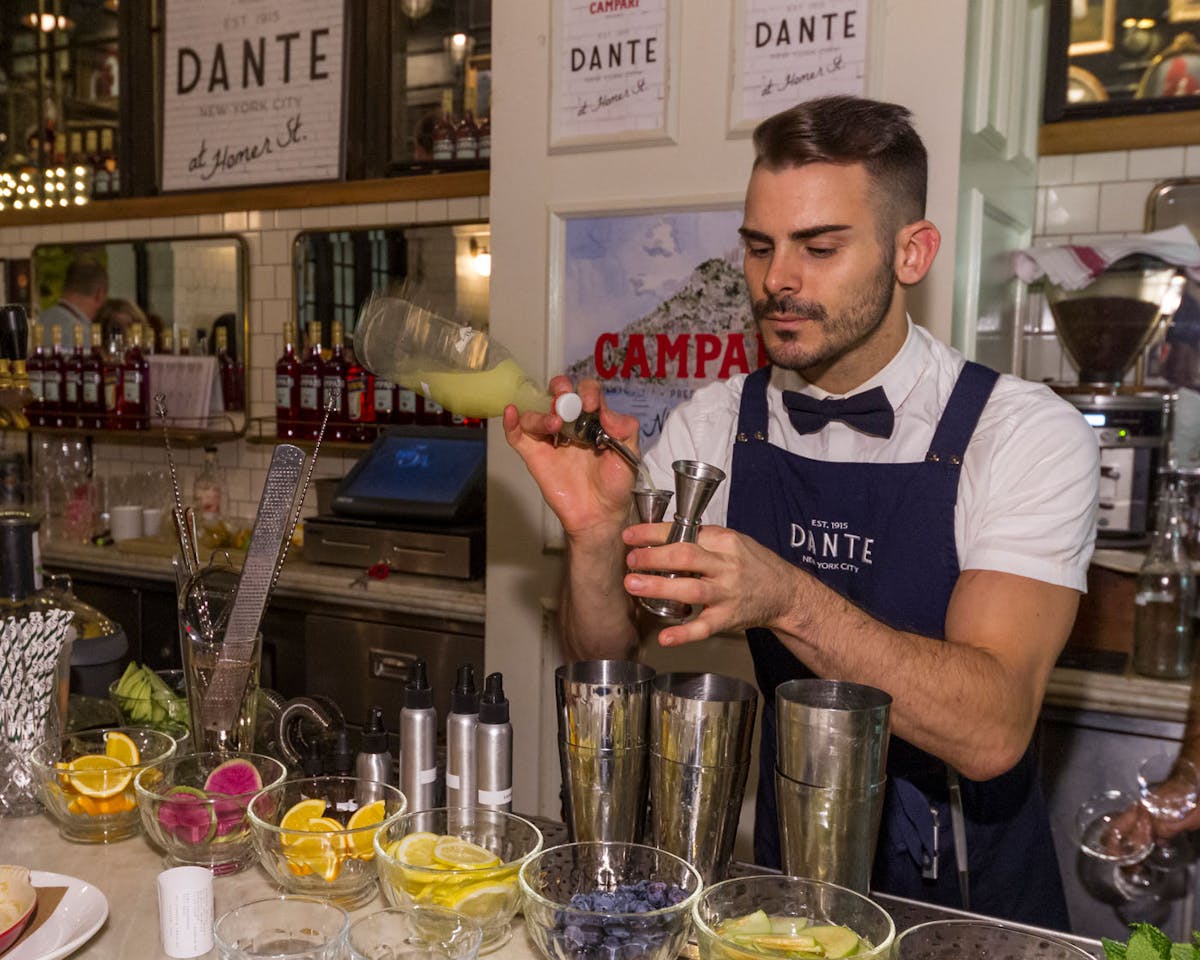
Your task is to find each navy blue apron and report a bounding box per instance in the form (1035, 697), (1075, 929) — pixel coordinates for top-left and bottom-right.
(726, 363), (1068, 928)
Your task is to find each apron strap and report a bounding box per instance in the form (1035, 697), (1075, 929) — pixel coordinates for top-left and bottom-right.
(925, 362), (999, 463)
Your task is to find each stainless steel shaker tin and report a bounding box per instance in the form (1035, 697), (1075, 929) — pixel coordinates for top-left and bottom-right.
(775, 678), (891, 789)
(554, 659), (655, 750)
(649, 672), (758, 767)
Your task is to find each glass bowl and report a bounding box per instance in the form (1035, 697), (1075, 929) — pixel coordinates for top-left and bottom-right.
(214, 895), (349, 960)
(135, 751), (287, 875)
(895, 919), (1095, 959)
(374, 807), (544, 953)
(248, 776), (407, 908)
(348, 905), (484, 960)
(107, 668), (190, 733)
(693, 875), (895, 960)
(29, 726), (177, 843)
(520, 841), (702, 960)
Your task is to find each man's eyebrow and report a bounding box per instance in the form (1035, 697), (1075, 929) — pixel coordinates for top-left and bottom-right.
(738, 224), (853, 243)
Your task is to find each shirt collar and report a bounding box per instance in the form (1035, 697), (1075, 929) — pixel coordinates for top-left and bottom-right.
(771, 317), (926, 410)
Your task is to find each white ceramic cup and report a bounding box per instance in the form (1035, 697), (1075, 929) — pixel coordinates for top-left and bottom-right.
(142, 506), (164, 537)
(110, 504), (143, 542)
(157, 865), (214, 958)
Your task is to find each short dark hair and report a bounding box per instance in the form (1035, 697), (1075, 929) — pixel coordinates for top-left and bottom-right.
(751, 96), (928, 241)
(63, 257), (108, 297)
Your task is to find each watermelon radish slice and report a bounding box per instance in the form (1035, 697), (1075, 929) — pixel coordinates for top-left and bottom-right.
(204, 758), (264, 837)
(157, 786), (217, 845)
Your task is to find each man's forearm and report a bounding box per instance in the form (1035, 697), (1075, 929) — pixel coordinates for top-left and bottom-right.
(559, 528), (640, 662)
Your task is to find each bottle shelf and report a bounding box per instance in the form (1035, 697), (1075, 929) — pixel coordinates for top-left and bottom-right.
(245, 416), (484, 453)
(14, 411), (244, 447)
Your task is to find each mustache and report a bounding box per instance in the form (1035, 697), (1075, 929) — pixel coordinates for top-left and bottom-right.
(752, 295), (828, 324)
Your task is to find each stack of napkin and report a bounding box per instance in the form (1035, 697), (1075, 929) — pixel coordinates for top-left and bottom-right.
(1012, 224), (1200, 290)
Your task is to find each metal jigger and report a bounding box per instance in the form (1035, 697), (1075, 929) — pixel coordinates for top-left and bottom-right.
(637, 459), (726, 620)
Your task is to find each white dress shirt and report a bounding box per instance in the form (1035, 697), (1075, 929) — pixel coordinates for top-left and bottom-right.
(643, 320), (1100, 591)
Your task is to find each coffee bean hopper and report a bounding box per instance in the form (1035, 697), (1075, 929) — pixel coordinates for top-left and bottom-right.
(1043, 254), (1187, 543)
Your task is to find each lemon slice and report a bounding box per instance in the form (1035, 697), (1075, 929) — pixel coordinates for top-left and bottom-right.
(433, 836), (501, 869)
(283, 817), (344, 882)
(345, 800), (386, 861)
(393, 831), (440, 867)
(447, 879), (517, 919)
(65, 754), (132, 799)
(104, 731), (140, 766)
(279, 798), (328, 845)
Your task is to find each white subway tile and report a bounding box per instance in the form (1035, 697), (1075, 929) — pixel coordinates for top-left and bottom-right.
(223, 211), (249, 232)
(1072, 151), (1127, 183)
(251, 264), (276, 299)
(1043, 184), (1099, 234)
(1128, 147), (1186, 181)
(261, 299), (289, 332)
(1185, 146), (1200, 177)
(246, 211), (267, 230)
(274, 265), (292, 296)
(1037, 155), (1074, 185)
(325, 205), (357, 228)
(416, 199), (450, 223)
(1035, 187), (1047, 235)
(260, 230), (290, 265)
(300, 206), (331, 228)
(479, 196), (490, 219)
(173, 215), (200, 235)
(124, 218), (152, 238)
(448, 197), (481, 221)
(385, 200), (417, 223)
(197, 214), (223, 233)
(274, 209), (303, 228)
(148, 217), (176, 237)
(1098, 180), (1157, 232)
(356, 202), (388, 226)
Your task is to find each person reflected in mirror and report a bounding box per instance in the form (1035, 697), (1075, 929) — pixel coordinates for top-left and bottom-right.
(504, 95), (1100, 928)
(40, 256), (108, 352)
(95, 297), (147, 348)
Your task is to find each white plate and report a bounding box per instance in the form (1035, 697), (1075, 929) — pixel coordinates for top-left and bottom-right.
(5, 871), (108, 960)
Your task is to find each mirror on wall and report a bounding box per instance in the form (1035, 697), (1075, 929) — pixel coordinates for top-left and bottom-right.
(292, 221), (490, 351)
(1045, 0), (1200, 122)
(32, 236), (248, 432)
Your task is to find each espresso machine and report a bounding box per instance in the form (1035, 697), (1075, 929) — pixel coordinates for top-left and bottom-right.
(1043, 256), (1187, 544)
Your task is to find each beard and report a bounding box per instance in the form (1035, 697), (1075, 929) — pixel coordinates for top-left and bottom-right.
(751, 253), (897, 373)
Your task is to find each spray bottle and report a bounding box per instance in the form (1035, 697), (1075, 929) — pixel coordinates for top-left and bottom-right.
(476, 672), (512, 812)
(400, 658), (437, 812)
(446, 665), (479, 810)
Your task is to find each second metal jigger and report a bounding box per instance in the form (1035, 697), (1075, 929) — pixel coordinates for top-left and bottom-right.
(636, 459), (726, 621)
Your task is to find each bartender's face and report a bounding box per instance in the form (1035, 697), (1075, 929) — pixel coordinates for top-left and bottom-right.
(741, 162), (901, 381)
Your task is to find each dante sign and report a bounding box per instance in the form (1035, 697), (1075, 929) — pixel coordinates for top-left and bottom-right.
(161, 0), (344, 191)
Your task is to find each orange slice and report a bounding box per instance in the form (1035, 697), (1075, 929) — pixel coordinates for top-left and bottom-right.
(104, 731), (140, 766)
(345, 800), (386, 861)
(279, 798), (328, 845)
(283, 817), (344, 882)
(65, 754), (131, 799)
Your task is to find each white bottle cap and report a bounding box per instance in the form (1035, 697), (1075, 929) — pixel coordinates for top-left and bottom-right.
(554, 392), (583, 423)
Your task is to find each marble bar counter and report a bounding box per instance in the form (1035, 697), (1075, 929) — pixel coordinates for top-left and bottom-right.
(40, 540), (485, 625)
(0, 813), (1106, 960)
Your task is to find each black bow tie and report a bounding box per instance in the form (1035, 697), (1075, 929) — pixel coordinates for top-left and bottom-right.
(782, 386), (895, 439)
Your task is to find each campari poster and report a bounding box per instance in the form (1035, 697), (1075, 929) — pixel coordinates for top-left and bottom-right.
(160, 0), (345, 191)
(562, 208), (763, 449)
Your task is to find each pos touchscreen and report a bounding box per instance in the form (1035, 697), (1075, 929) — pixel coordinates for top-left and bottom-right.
(330, 426), (486, 523)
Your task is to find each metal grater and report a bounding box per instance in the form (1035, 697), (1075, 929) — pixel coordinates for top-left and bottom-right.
(201, 443), (306, 732)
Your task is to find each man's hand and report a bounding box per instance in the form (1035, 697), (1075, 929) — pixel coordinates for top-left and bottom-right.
(622, 523), (805, 645)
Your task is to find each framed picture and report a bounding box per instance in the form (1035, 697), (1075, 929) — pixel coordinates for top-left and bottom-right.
(728, 0), (870, 136)
(1136, 32), (1200, 98)
(1068, 0), (1116, 56)
(549, 0), (680, 153)
(1170, 0), (1200, 23)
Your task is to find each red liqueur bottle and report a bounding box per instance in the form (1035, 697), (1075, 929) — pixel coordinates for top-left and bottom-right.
(121, 322), (149, 430)
(298, 322), (325, 440)
(322, 320), (349, 441)
(81, 322), (105, 431)
(345, 340), (375, 442)
(102, 330), (124, 430)
(275, 319), (301, 439)
(25, 322), (45, 427)
(43, 325), (66, 429)
(63, 322), (85, 428)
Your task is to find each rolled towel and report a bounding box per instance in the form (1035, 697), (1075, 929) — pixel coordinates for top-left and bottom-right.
(1012, 224), (1200, 290)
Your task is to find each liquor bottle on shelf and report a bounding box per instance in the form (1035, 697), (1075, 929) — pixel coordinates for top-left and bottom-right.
(102, 330), (124, 430)
(101, 128), (119, 196)
(371, 373), (397, 426)
(43, 325), (66, 428)
(177, 328), (191, 356)
(477, 113), (491, 160)
(345, 339), (375, 442)
(81, 322), (105, 431)
(92, 129), (111, 198)
(63, 322), (86, 428)
(121, 322), (149, 430)
(25, 322), (45, 427)
(416, 395), (447, 427)
(322, 320), (349, 441)
(433, 90), (456, 161)
(298, 322), (325, 440)
(275, 319), (301, 439)
(215, 326), (241, 411)
(455, 112), (479, 161)
(396, 382), (418, 425)
(161, 327), (175, 355)
(192, 446), (226, 521)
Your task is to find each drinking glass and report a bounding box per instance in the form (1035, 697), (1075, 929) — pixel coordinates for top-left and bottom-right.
(213, 896), (348, 960)
(1075, 789), (1154, 866)
(1136, 754), (1199, 870)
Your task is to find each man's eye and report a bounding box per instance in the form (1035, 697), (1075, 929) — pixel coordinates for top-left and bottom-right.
(808, 247), (836, 258)
(746, 245), (771, 258)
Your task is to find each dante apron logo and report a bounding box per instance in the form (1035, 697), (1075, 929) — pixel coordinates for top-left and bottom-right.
(789, 518), (874, 574)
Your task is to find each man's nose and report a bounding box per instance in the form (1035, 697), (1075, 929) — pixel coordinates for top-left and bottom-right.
(762, 251), (800, 297)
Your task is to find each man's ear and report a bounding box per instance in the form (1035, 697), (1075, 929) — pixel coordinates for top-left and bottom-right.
(894, 220), (940, 286)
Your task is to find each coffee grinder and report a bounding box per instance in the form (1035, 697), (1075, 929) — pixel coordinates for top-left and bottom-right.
(1042, 255), (1187, 544)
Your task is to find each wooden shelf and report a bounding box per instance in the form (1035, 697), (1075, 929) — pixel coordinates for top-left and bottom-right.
(15, 415), (244, 447)
(1039, 110), (1200, 156)
(0, 170), (490, 227)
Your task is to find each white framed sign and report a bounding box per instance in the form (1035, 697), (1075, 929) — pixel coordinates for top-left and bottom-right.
(161, 0), (346, 191)
(549, 0), (679, 153)
(729, 0), (869, 136)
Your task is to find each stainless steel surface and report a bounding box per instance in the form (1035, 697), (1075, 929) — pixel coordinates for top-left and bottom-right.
(894, 917), (1095, 958)
(646, 672), (758, 883)
(476, 715), (513, 811)
(775, 678), (892, 788)
(555, 660), (654, 750)
(202, 443), (304, 733)
(557, 738), (647, 843)
(446, 711), (477, 809)
(638, 460), (726, 620)
(302, 518), (480, 579)
(776, 768), (887, 895)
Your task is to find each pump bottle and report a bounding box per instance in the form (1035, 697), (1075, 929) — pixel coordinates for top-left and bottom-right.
(355, 705), (393, 804)
(476, 672), (512, 812)
(400, 658), (438, 812)
(446, 665), (479, 810)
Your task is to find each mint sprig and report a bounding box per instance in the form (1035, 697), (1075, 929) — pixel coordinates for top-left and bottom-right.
(1101, 923), (1200, 960)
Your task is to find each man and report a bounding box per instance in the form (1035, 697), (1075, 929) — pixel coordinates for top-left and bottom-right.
(504, 96), (1099, 926)
(39, 257), (108, 352)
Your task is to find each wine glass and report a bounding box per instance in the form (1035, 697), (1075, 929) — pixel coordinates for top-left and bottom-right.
(1076, 788), (1155, 866)
(1136, 754), (1199, 871)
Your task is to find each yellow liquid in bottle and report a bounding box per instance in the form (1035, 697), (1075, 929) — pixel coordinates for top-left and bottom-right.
(411, 358), (552, 419)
